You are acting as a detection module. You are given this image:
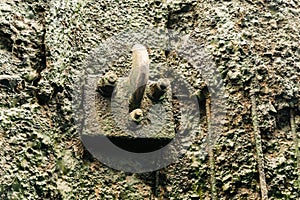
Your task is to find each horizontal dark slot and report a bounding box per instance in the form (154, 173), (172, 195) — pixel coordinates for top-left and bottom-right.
(108, 136), (172, 153)
(81, 135), (172, 154)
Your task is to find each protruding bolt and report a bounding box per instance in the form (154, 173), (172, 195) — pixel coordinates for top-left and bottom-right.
(128, 44), (149, 111)
(147, 79), (170, 101)
(97, 71), (118, 97)
(129, 108), (144, 123)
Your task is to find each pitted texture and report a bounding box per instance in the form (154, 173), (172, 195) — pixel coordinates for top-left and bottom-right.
(0, 0), (299, 199)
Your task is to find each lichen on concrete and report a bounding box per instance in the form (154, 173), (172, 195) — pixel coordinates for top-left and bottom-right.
(0, 0), (299, 199)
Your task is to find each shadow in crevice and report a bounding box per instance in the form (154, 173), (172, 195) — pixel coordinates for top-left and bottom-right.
(108, 136), (172, 153)
(136, 170), (168, 198)
(0, 29), (13, 52)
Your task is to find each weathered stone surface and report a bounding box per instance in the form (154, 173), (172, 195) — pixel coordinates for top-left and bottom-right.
(0, 0), (299, 199)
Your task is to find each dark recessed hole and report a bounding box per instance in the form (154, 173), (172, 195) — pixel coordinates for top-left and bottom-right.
(275, 107), (290, 129)
(0, 79), (10, 88)
(155, 1), (162, 6)
(15, 39), (22, 45)
(0, 30), (13, 52)
(37, 93), (51, 105)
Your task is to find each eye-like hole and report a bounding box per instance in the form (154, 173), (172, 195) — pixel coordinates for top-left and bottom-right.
(155, 1), (162, 7)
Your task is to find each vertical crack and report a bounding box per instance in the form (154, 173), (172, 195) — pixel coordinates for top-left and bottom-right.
(154, 170), (159, 197)
(250, 93), (268, 200)
(32, 2), (49, 86)
(290, 108), (299, 197)
(206, 96), (217, 200)
(38, 3), (48, 74)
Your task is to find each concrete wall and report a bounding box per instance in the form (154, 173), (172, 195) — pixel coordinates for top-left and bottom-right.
(0, 0), (299, 199)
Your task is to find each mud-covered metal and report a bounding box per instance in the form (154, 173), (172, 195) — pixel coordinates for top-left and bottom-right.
(74, 29), (219, 173)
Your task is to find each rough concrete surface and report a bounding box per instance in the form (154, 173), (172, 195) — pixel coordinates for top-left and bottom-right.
(0, 0), (299, 199)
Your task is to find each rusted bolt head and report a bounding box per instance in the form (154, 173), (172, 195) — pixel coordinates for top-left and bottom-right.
(106, 72), (118, 84)
(130, 108), (144, 123)
(158, 79), (169, 91)
(97, 71), (118, 97)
